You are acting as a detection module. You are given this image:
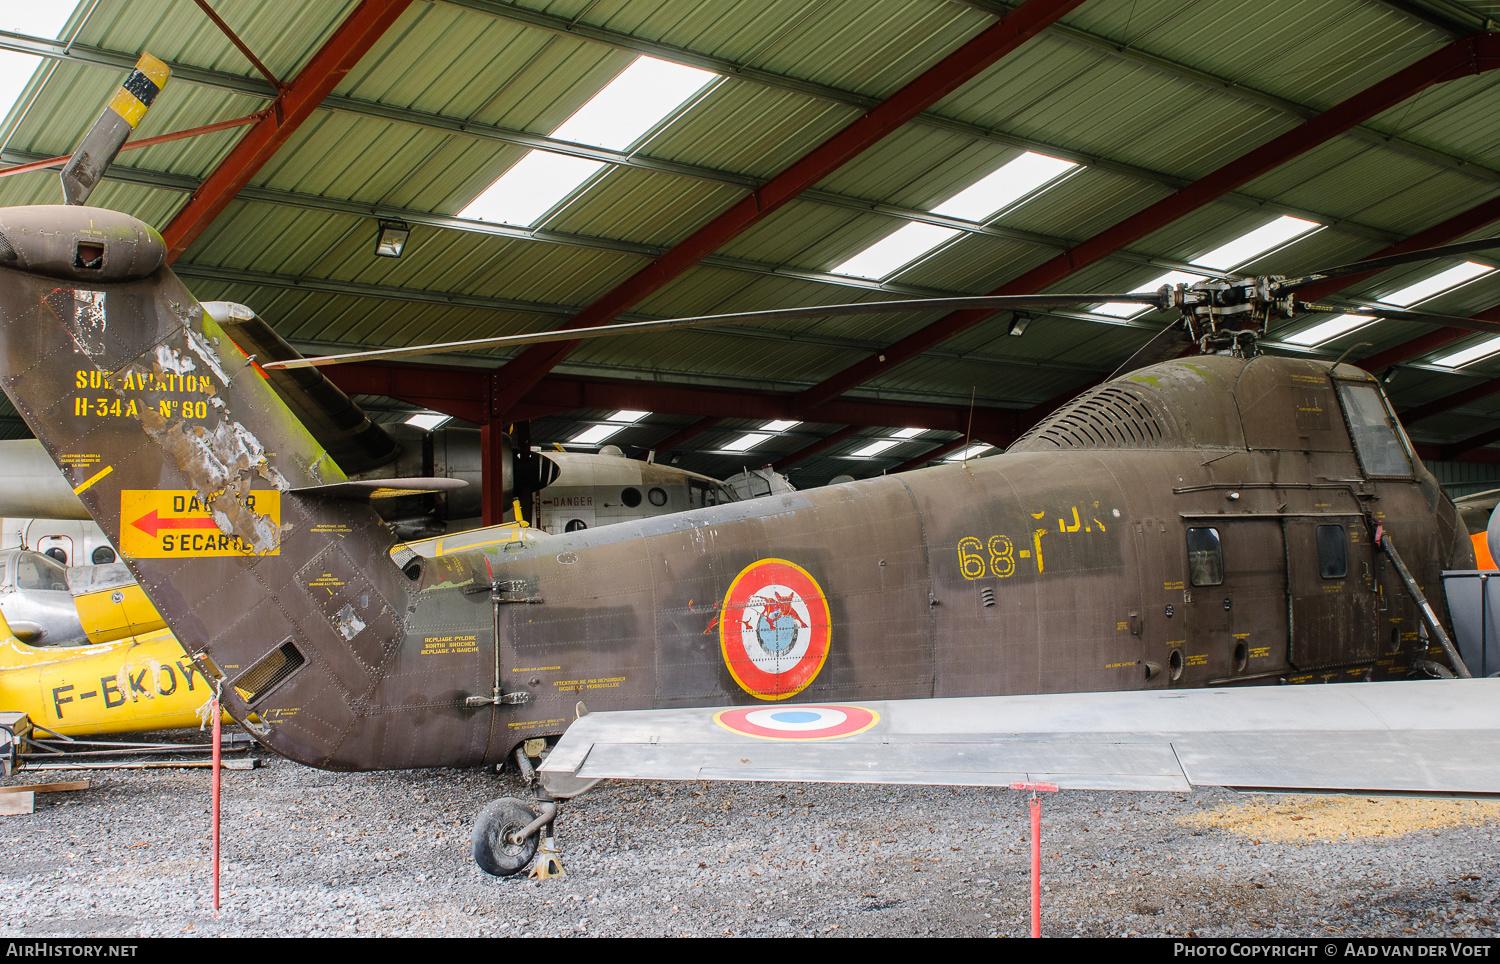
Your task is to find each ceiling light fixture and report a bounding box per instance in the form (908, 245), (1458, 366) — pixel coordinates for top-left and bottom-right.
(374, 219), (411, 258)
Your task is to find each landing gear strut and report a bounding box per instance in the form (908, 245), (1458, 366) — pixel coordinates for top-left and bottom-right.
(471, 745), (563, 877)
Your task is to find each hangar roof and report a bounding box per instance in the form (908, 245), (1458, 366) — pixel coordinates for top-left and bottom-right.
(3, 0), (1500, 489)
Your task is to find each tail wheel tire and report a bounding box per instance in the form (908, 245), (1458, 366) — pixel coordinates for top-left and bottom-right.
(472, 797), (539, 876)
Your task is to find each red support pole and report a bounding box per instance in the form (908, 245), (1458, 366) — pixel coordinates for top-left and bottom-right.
(210, 681), (222, 916)
(485, 0), (1089, 419)
(161, 0), (414, 262)
(1029, 796), (1041, 938)
(794, 33), (1500, 411)
(1012, 781), (1057, 938)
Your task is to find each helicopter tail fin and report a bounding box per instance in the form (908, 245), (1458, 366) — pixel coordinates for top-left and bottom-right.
(0, 205), (418, 768)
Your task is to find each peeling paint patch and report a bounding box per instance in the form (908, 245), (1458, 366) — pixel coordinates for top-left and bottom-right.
(185, 326), (230, 384)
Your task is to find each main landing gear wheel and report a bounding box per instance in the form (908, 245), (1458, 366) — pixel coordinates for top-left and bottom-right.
(472, 797), (539, 876)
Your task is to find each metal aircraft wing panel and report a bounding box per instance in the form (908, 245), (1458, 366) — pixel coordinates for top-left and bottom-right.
(559, 740), (1192, 794)
(538, 680), (1500, 799)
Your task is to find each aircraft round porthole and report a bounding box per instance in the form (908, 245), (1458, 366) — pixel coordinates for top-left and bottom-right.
(648, 487), (667, 506)
(622, 487), (642, 508)
(719, 558), (832, 701)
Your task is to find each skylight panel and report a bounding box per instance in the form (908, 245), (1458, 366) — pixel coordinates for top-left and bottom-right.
(831, 222), (960, 280)
(1434, 336), (1500, 369)
(892, 427), (924, 439)
(853, 439), (900, 457)
(1284, 314), (1373, 347)
(0, 4), (78, 123)
(762, 420), (799, 432)
(571, 423), (624, 445)
(552, 58), (716, 151)
(459, 56), (717, 228)
(1191, 216), (1318, 271)
(1378, 262), (1494, 307)
(945, 443), (993, 462)
(1092, 270), (1203, 319)
(461, 153), (605, 227)
(1092, 217), (1320, 320)
(723, 433), (770, 453)
(405, 412), (450, 431)
(568, 410), (648, 445)
(831, 152), (1075, 282)
(930, 152), (1076, 222)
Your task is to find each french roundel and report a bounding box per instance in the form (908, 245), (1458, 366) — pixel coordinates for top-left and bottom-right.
(719, 558), (832, 701)
(715, 704), (879, 741)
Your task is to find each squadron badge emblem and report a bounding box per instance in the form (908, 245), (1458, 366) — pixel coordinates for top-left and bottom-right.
(719, 558), (831, 701)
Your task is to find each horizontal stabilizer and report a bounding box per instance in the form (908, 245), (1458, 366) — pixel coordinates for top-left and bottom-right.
(539, 679), (1500, 800)
(208, 303), (400, 475)
(290, 478), (468, 499)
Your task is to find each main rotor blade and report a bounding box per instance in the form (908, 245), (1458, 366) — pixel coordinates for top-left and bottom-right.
(261, 292), (1166, 370)
(1277, 237), (1500, 293)
(60, 53), (170, 205)
(1297, 301), (1500, 335)
(1106, 321), (1190, 381)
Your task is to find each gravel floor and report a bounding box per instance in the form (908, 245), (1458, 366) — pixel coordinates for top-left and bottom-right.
(2, 737), (1499, 939)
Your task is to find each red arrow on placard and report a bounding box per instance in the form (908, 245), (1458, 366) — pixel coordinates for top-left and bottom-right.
(130, 509), (219, 538)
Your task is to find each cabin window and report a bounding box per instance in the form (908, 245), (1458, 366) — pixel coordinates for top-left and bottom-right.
(1316, 525), (1348, 579)
(648, 487), (668, 506)
(1186, 527), (1223, 587)
(621, 487), (642, 508)
(690, 480), (728, 508)
(16, 553), (69, 592)
(1337, 382), (1412, 477)
(91, 546), (116, 565)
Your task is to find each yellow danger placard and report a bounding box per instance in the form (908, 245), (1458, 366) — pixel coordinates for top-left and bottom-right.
(119, 490), (280, 558)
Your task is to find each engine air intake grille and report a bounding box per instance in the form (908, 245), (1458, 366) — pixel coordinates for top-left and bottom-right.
(1012, 385), (1176, 451)
(233, 639), (305, 704)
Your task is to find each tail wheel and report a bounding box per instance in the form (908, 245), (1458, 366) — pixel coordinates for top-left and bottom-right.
(471, 797), (539, 876)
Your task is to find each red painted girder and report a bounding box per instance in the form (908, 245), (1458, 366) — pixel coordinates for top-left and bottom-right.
(1401, 373), (1500, 426)
(1438, 426), (1500, 461)
(651, 417), (723, 456)
(774, 425), (861, 471)
(1358, 327), (1470, 372)
(893, 438), (973, 473)
(1424, 438), (1500, 462)
(519, 374), (1020, 439)
(1296, 193), (1500, 304)
(325, 362), (1019, 437)
(794, 32), (1500, 411)
(161, 0), (415, 262)
(485, 0), (1089, 418)
(1355, 303), (1500, 373)
(480, 419), (505, 526)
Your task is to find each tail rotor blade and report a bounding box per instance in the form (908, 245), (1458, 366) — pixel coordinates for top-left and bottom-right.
(60, 53), (170, 205)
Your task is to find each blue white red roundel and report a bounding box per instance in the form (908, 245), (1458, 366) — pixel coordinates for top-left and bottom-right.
(715, 704), (879, 741)
(719, 558), (832, 701)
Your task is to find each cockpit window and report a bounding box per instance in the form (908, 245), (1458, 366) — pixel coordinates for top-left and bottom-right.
(16, 553), (69, 592)
(1337, 382), (1412, 478)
